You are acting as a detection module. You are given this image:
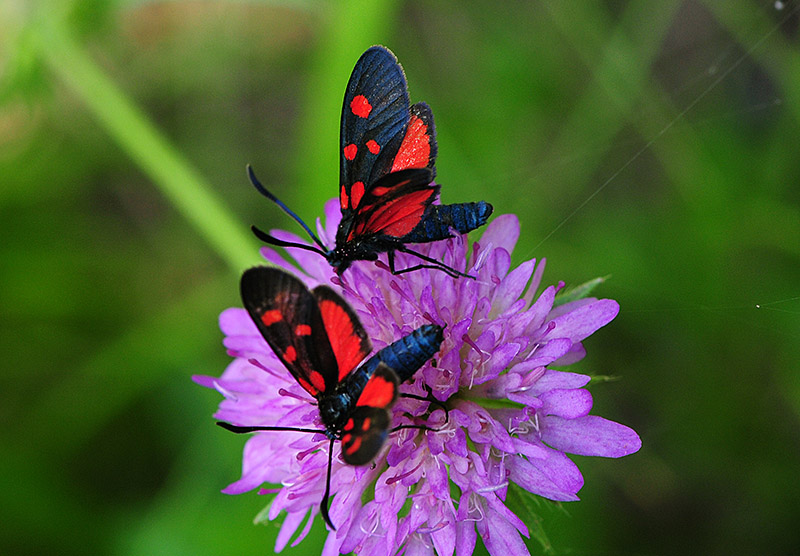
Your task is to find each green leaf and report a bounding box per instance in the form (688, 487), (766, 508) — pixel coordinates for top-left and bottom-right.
(253, 498), (276, 526)
(553, 276), (609, 307)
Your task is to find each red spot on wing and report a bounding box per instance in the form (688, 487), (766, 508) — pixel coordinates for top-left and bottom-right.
(366, 140), (380, 154)
(308, 370), (326, 393)
(345, 435), (363, 456)
(344, 144), (357, 160)
(357, 375), (396, 408)
(391, 115), (431, 172)
(261, 310), (283, 326)
(361, 417), (371, 431)
(351, 181), (365, 209)
(295, 324), (312, 336)
(297, 377), (318, 397)
(318, 299), (367, 380)
(282, 347), (325, 396)
(350, 95), (372, 118)
(340, 185), (349, 210)
(350, 188), (435, 239)
(344, 418), (354, 432)
(370, 185), (393, 197)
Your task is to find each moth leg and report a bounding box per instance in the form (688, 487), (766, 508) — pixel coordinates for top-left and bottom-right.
(390, 247), (475, 279)
(400, 390), (450, 426)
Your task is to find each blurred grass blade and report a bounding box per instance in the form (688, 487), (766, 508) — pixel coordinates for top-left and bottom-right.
(33, 13), (260, 271)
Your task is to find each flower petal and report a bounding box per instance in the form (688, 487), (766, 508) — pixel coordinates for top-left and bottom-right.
(219, 307), (255, 336)
(506, 451), (582, 501)
(510, 338), (573, 372)
(542, 415), (642, 457)
(274, 509), (307, 552)
(479, 504), (530, 556)
(431, 518), (456, 556)
(540, 388), (593, 419)
(490, 258), (535, 317)
(455, 519), (477, 556)
(405, 534), (435, 556)
(547, 299), (619, 342)
(477, 214), (520, 257)
(529, 369), (591, 395)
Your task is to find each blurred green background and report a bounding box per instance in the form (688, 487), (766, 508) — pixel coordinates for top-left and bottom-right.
(2, 1), (799, 554)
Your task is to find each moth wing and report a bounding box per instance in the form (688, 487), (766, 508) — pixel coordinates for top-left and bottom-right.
(240, 267), (339, 397)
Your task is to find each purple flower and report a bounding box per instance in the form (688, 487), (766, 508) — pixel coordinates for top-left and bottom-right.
(194, 200), (640, 555)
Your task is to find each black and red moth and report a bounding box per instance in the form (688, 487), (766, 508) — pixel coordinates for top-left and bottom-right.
(249, 45), (493, 278)
(217, 267), (444, 530)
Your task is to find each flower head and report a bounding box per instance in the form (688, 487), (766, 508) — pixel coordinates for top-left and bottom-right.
(194, 200), (640, 555)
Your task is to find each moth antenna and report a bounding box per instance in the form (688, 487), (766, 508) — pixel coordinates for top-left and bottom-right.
(251, 225), (328, 256)
(247, 165), (330, 253)
(216, 422), (325, 435)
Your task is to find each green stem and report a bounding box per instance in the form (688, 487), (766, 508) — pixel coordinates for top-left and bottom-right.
(35, 11), (261, 272)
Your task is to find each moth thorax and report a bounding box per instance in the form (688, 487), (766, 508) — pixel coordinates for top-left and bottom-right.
(318, 392), (354, 429)
(331, 240), (381, 267)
